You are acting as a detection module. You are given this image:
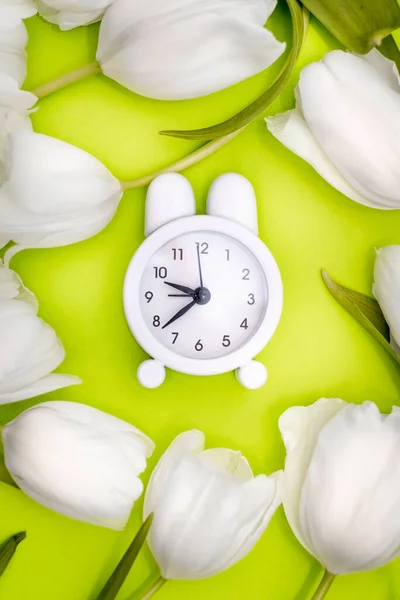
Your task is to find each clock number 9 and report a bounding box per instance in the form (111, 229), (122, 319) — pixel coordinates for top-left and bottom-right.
(195, 339), (203, 351)
(145, 291), (153, 303)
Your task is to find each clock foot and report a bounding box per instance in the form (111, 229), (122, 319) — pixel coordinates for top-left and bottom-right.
(236, 361), (268, 390)
(137, 360), (166, 389)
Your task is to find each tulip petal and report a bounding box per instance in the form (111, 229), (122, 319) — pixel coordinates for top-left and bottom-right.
(36, 0), (111, 30)
(0, 73), (36, 111)
(297, 50), (400, 209)
(0, 373), (81, 404)
(144, 430), (205, 518)
(373, 246), (400, 348)
(98, 0), (285, 100)
(0, 75), (35, 183)
(360, 49), (400, 92)
(279, 398), (345, 558)
(266, 110), (376, 208)
(0, 304), (67, 393)
(0, 2), (37, 32)
(0, 23), (28, 87)
(0, 261), (37, 306)
(4, 402), (155, 529)
(210, 471), (282, 575)
(199, 448), (254, 482)
(299, 402), (400, 573)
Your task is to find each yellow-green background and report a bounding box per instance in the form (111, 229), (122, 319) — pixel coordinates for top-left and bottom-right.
(1, 5), (400, 599)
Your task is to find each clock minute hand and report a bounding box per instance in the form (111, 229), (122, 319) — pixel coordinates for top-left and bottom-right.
(164, 281), (195, 295)
(196, 243), (204, 288)
(162, 299), (197, 329)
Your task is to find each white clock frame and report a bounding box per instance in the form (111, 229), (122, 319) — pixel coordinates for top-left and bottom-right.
(123, 173), (283, 389)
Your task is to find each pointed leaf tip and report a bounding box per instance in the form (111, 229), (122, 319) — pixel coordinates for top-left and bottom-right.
(321, 269), (400, 366)
(0, 531), (27, 578)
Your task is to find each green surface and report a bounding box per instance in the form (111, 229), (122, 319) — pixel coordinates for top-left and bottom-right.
(1, 7), (400, 600)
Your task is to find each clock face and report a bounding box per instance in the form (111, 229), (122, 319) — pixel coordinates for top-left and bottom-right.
(139, 231), (268, 359)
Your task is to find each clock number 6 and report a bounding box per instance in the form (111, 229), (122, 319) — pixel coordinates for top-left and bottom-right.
(195, 339), (203, 351)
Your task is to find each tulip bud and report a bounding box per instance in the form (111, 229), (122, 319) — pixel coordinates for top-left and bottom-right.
(0, 1), (36, 86)
(279, 399), (400, 574)
(373, 245), (400, 349)
(144, 430), (281, 580)
(0, 296), (80, 403)
(301, 0), (400, 54)
(3, 401), (155, 529)
(0, 74), (36, 182)
(0, 130), (123, 261)
(267, 49), (400, 210)
(36, 0), (115, 31)
(96, 0), (285, 101)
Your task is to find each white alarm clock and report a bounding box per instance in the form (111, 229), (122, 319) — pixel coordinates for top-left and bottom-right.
(123, 173), (283, 389)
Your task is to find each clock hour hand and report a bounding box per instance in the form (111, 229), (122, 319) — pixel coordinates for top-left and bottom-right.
(164, 281), (195, 295)
(162, 299), (196, 329)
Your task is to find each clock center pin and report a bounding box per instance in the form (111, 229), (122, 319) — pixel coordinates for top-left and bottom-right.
(194, 287), (211, 305)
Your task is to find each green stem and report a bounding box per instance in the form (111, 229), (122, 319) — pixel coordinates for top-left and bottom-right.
(135, 577), (166, 600)
(310, 571), (336, 600)
(31, 61), (102, 99)
(120, 128), (243, 191)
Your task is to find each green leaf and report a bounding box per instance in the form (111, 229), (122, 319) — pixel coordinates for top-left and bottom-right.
(0, 532), (26, 578)
(159, 0), (307, 141)
(302, 0), (400, 54)
(321, 270), (400, 367)
(96, 514), (154, 600)
(378, 34), (400, 73)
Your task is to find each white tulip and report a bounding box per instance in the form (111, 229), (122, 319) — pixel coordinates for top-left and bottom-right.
(373, 245), (400, 348)
(0, 74), (36, 182)
(0, 130), (123, 261)
(0, 1), (36, 86)
(267, 49), (400, 209)
(0, 259), (36, 304)
(144, 430), (281, 580)
(279, 399), (400, 574)
(3, 401), (155, 528)
(96, 0), (285, 101)
(36, 0), (115, 31)
(0, 293), (80, 403)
